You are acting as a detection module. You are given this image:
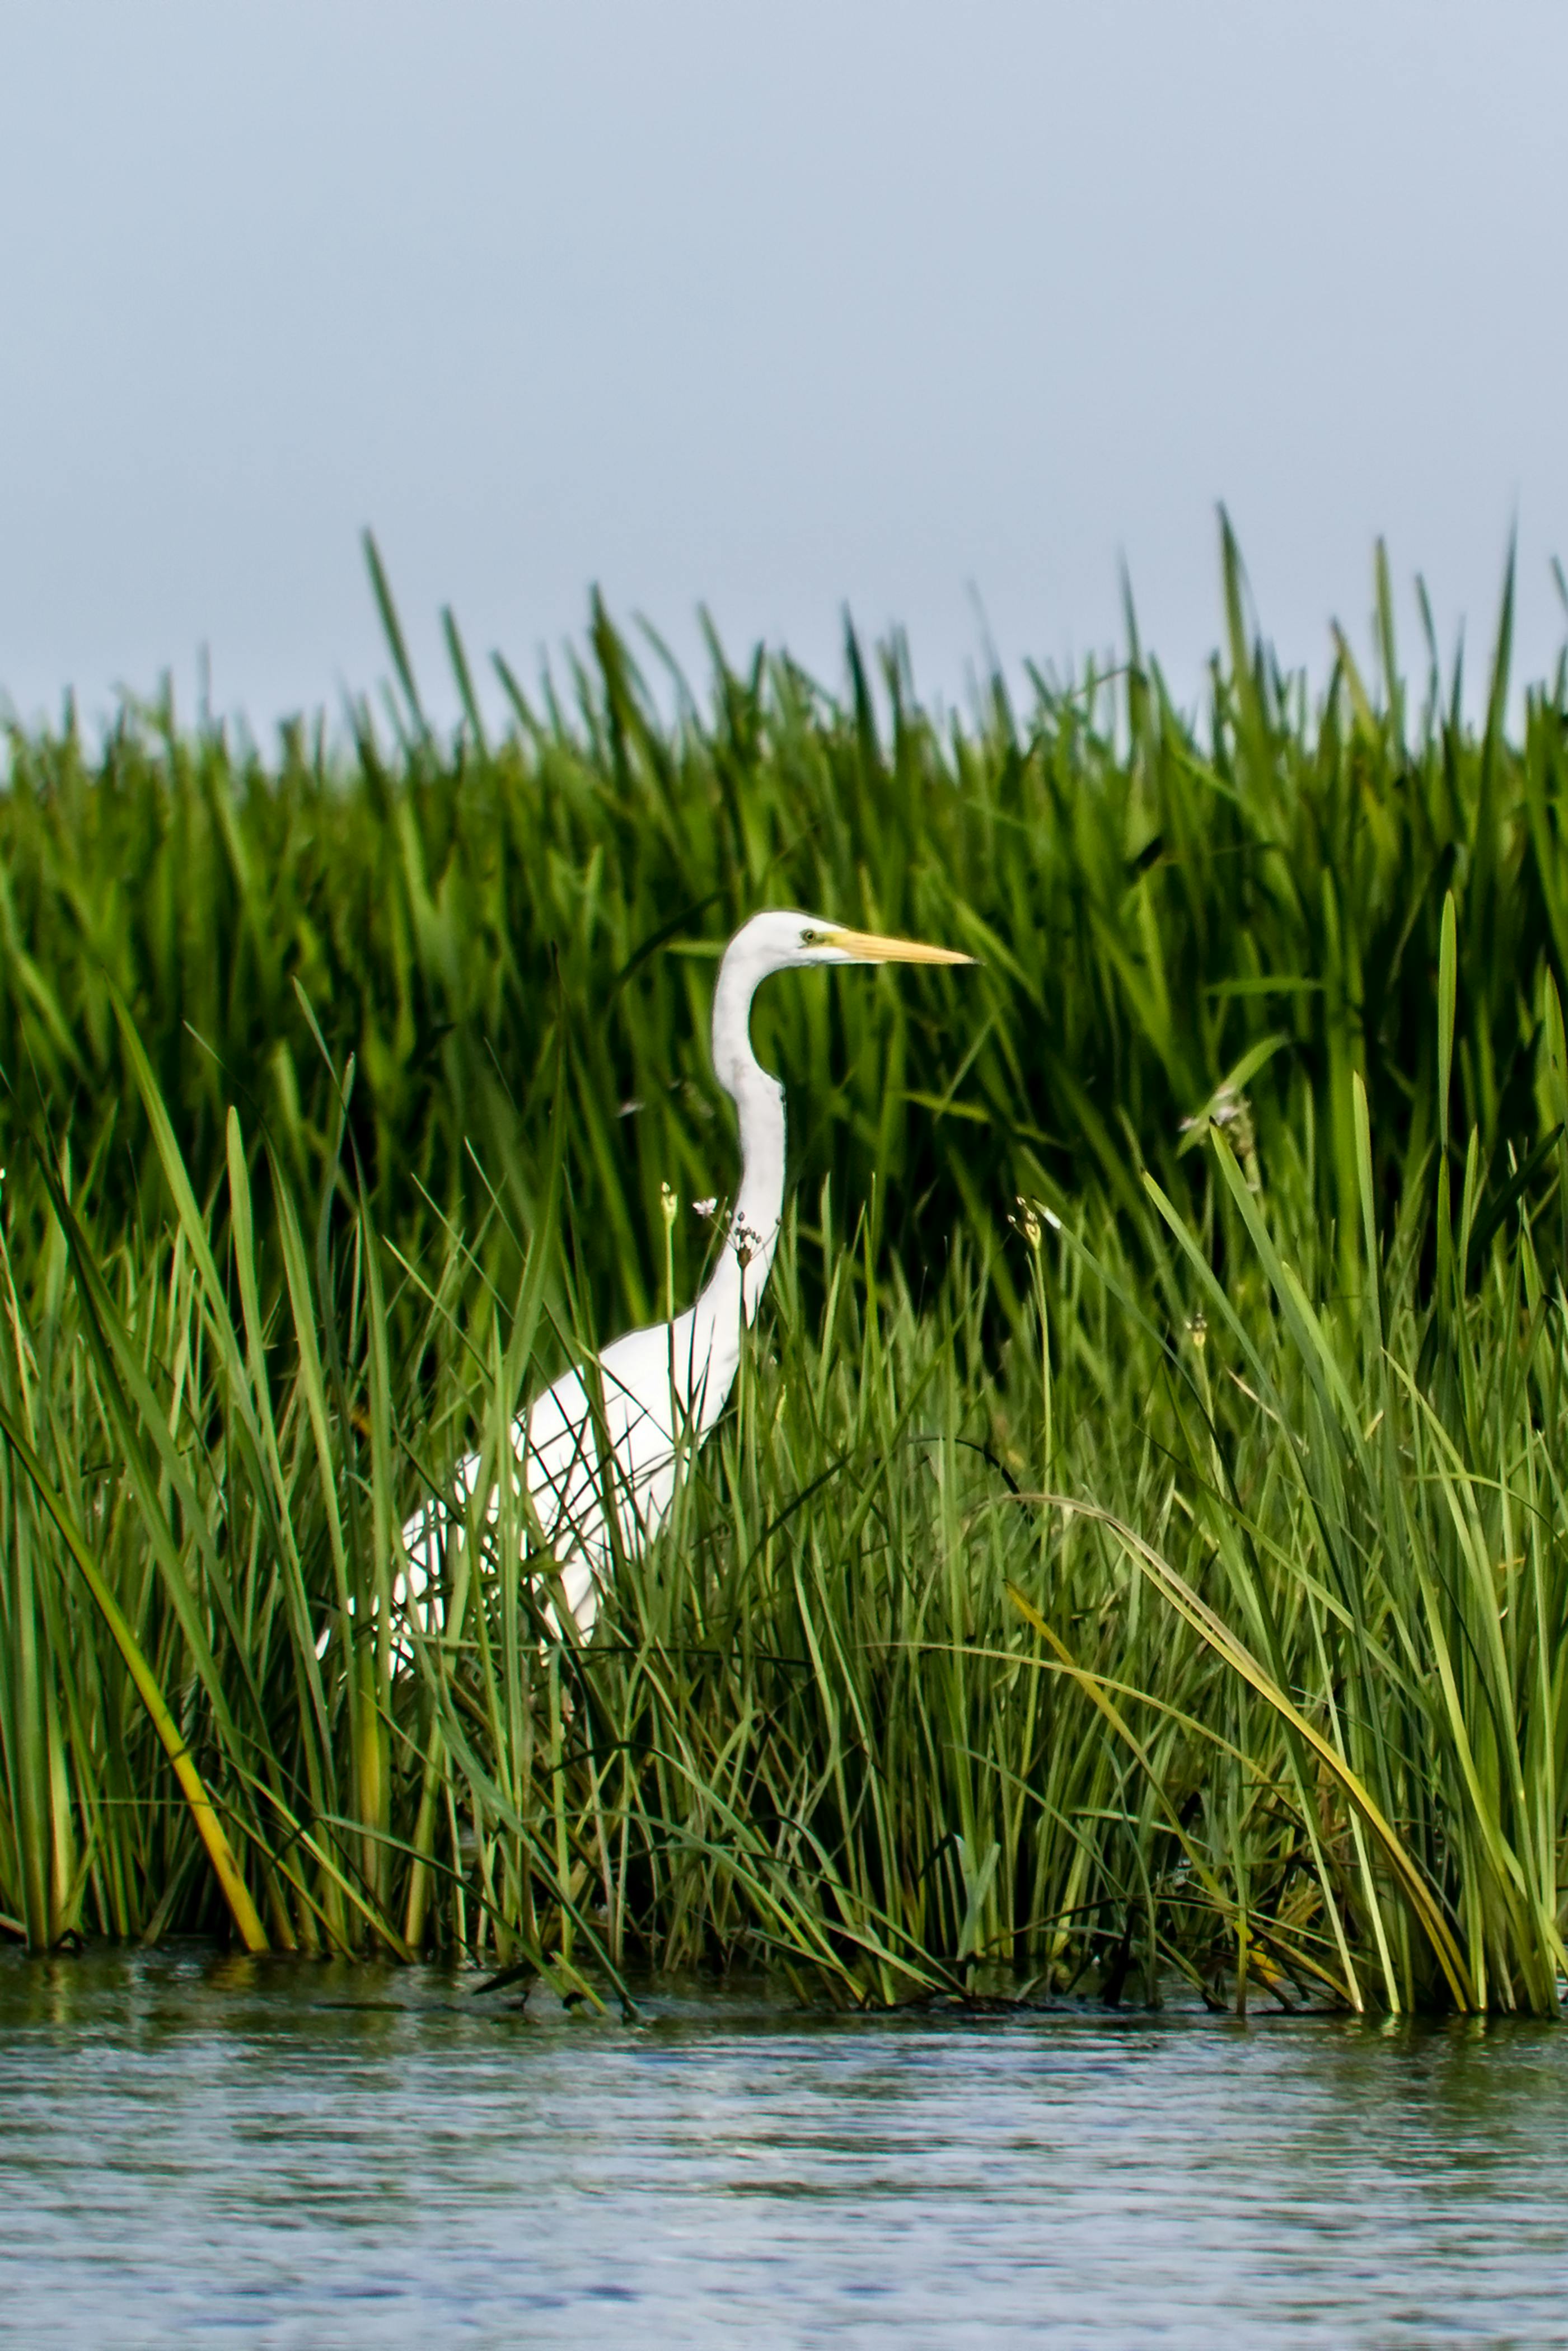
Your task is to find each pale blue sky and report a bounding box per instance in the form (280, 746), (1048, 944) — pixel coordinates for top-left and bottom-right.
(3, 1), (1566, 734)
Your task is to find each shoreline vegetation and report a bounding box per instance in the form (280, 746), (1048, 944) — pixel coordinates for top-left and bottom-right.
(3, 529), (1568, 2016)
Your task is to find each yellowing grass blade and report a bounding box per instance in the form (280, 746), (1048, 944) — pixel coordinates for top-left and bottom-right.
(1008, 1497), (1475, 2011)
(0, 1394), (269, 1954)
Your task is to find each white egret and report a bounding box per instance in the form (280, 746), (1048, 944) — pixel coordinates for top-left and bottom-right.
(399, 911), (973, 1640)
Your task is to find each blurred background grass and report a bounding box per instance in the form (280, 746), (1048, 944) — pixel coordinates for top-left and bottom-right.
(2, 524), (1562, 1333)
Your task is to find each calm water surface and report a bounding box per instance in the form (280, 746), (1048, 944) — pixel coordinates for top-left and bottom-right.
(2, 1949), (1565, 2347)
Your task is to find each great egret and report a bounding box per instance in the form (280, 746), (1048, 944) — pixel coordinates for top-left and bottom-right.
(399, 910), (973, 1640)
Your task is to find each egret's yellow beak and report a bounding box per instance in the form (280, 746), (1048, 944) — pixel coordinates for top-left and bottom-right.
(823, 927), (976, 966)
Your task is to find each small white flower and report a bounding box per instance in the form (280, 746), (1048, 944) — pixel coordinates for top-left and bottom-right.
(1007, 1193), (1060, 1244)
(692, 1196), (718, 1220)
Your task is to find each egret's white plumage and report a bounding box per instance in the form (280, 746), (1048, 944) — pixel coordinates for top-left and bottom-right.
(398, 910), (971, 1641)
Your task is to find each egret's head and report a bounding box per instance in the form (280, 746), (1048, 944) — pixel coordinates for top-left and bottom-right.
(729, 908), (976, 977)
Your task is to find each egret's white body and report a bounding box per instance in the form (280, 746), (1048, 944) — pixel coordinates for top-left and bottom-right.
(397, 911), (970, 1641)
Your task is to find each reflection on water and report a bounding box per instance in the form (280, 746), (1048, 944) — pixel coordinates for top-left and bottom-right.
(1, 1949), (1565, 2347)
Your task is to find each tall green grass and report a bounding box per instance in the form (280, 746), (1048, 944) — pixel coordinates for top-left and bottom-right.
(3, 527), (1565, 1332)
(2, 530), (1568, 2013)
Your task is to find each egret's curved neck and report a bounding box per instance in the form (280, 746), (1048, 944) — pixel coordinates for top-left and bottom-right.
(705, 945), (785, 1326)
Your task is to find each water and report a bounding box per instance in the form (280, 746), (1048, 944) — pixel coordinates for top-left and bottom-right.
(2, 1950), (1566, 2348)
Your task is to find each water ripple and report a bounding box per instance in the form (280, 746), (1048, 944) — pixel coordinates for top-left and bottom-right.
(1, 1950), (1564, 2347)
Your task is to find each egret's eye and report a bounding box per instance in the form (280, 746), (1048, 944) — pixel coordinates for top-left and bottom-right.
(800, 927), (823, 946)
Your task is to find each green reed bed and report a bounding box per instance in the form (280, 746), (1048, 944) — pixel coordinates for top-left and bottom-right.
(3, 532), (1568, 2013)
